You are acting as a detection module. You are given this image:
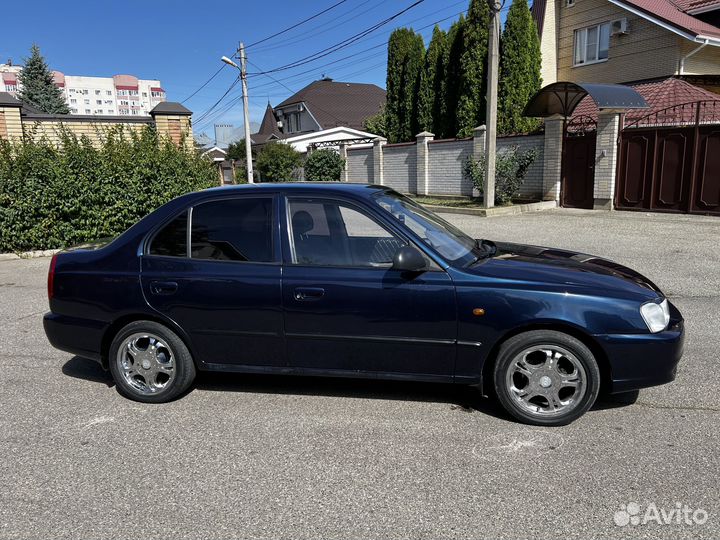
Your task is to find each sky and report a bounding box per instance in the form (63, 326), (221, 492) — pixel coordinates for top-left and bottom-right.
(1, 0), (511, 137)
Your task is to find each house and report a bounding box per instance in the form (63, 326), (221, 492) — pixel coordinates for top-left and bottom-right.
(252, 77), (385, 152)
(533, 0), (720, 92)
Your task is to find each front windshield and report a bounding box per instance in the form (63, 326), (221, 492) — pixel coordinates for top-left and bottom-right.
(372, 190), (481, 266)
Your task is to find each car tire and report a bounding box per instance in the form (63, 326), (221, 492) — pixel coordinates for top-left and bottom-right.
(493, 330), (601, 426)
(109, 320), (196, 403)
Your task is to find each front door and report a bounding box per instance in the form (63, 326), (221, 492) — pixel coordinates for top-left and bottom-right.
(141, 195), (285, 368)
(562, 133), (596, 209)
(281, 196), (457, 379)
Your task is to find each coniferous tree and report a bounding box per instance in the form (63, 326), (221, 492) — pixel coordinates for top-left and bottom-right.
(456, 0), (490, 138)
(385, 28), (425, 143)
(418, 25), (448, 134)
(498, 0), (542, 134)
(440, 17), (465, 139)
(18, 44), (69, 114)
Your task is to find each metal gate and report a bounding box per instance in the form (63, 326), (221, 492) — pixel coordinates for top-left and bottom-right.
(617, 101), (720, 216)
(562, 116), (597, 209)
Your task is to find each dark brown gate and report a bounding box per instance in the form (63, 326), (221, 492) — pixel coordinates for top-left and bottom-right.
(562, 116), (596, 209)
(617, 101), (720, 216)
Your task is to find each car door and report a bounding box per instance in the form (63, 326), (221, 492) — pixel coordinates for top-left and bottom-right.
(141, 195), (285, 368)
(281, 195), (457, 379)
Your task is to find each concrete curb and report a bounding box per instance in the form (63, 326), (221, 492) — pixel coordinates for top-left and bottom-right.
(423, 200), (558, 217)
(0, 249), (61, 261)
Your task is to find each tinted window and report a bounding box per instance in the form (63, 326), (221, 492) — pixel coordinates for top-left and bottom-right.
(149, 211), (188, 257)
(191, 198), (273, 262)
(288, 199), (405, 267)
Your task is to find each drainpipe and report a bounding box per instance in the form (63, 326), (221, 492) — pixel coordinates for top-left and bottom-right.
(679, 40), (709, 75)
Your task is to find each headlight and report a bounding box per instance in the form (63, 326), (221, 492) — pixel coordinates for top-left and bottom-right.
(640, 299), (670, 333)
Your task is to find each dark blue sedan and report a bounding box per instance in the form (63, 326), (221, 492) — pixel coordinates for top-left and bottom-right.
(44, 183), (684, 425)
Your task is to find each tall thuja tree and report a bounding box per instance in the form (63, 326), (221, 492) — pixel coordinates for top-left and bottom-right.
(18, 44), (69, 114)
(385, 28), (424, 143)
(456, 0), (490, 138)
(498, 0), (542, 134)
(439, 16), (465, 139)
(418, 25), (448, 134)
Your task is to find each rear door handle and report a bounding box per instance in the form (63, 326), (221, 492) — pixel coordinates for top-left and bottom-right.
(294, 287), (325, 301)
(150, 281), (178, 295)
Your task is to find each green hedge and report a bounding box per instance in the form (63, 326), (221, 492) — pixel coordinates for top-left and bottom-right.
(0, 126), (218, 253)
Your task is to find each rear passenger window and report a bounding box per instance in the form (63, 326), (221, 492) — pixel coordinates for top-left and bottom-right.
(191, 198), (273, 262)
(149, 211), (188, 257)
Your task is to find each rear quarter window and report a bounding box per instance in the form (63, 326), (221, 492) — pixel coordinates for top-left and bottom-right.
(149, 211), (188, 257)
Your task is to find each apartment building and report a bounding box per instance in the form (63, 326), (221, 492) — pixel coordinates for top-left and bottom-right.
(0, 62), (166, 116)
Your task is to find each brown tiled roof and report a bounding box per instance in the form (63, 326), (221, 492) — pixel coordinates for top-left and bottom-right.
(571, 77), (720, 121)
(611, 0), (720, 39)
(275, 79), (386, 130)
(673, 0), (720, 13)
(253, 102), (281, 143)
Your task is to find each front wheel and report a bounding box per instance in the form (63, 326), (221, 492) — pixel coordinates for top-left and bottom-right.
(109, 320), (196, 403)
(493, 330), (600, 426)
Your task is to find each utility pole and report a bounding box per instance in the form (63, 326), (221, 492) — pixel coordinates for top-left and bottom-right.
(239, 42), (254, 183)
(483, 0), (502, 208)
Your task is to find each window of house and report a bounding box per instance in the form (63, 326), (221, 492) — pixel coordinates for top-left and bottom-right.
(142, 92), (147, 97)
(70, 98), (77, 104)
(566, 0), (575, 6)
(574, 22), (610, 65)
(84, 99), (90, 105)
(287, 199), (405, 267)
(149, 211), (188, 257)
(106, 90), (112, 96)
(96, 100), (102, 105)
(71, 108), (78, 113)
(84, 109), (91, 114)
(107, 110), (114, 115)
(95, 90), (100, 95)
(286, 112), (301, 133)
(190, 198), (273, 262)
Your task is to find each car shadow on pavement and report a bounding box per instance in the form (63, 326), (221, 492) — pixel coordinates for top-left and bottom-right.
(62, 356), (635, 420)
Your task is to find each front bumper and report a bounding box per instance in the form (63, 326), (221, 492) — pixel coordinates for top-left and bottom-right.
(43, 312), (106, 364)
(596, 315), (684, 394)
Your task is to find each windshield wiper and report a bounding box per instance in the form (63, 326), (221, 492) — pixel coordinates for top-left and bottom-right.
(469, 239), (497, 264)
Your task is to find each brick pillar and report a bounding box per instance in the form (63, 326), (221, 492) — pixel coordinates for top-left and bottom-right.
(150, 102), (194, 149)
(338, 142), (349, 182)
(415, 131), (434, 195)
(372, 136), (386, 185)
(0, 95), (23, 141)
(542, 115), (564, 201)
(593, 110), (622, 210)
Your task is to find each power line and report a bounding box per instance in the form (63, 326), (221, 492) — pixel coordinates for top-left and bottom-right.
(248, 0), (426, 76)
(193, 75), (241, 124)
(180, 64), (225, 104)
(246, 0), (350, 49)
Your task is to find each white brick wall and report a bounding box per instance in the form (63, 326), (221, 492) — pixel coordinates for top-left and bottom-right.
(497, 135), (545, 198)
(346, 148), (373, 183)
(427, 140), (474, 196)
(383, 145), (417, 193)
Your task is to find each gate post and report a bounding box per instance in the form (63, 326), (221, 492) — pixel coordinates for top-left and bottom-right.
(594, 110), (622, 210)
(338, 142), (349, 182)
(542, 115), (564, 201)
(416, 131), (434, 195)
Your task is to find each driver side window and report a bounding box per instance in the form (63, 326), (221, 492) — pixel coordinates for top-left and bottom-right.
(288, 199), (405, 267)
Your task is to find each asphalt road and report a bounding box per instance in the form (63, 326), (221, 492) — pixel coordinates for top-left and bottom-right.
(1, 208), (718, 540)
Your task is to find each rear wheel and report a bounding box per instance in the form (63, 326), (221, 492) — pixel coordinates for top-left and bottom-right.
(109, 320), (196, 403)
(493, 330), (600, 426)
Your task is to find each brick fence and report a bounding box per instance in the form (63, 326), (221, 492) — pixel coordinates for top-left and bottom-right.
(340, 126), (546, 199)
(0, 92), (193, 149)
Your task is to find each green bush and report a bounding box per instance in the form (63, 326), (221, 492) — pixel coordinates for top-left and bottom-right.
(304, 149), (345, 181)
(255, 142), (303, 182)
(463, 146), (538, 205)
(0, 125), (218, 253)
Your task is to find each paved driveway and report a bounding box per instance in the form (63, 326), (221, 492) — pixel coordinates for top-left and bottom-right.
(0, 208), (718, 540)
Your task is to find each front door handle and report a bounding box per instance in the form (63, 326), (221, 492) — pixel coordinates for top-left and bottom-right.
(294, 287), (325, 301)
(150, 281), (178, 295)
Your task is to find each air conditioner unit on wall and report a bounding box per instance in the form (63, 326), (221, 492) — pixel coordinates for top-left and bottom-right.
(611, 18), (629, 35)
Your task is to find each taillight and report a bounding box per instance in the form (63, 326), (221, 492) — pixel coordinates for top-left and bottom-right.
(48, 254), (58, 300)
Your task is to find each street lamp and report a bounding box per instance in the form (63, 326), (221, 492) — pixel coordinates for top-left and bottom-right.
(221, 47), (254, 183)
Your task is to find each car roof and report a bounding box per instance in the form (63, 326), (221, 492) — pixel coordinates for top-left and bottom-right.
(199, 182), (392, 199)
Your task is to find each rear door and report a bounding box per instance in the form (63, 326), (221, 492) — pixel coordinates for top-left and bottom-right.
(141, 195), (285, 368)
(281, 196), (457, 379)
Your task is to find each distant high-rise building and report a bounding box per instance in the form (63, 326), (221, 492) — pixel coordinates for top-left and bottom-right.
(0, 61), (166, 116)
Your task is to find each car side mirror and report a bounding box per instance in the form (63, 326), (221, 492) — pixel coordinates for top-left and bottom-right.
(392, 245), (428, 273)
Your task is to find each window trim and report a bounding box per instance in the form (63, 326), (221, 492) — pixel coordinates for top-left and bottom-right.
(573, 22), (611, 67)
(145, 209), (190, 259)
(283, 195), (439, 271)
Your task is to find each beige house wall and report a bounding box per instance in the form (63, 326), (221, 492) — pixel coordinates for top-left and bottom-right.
(539, 0), (560, 85)
(20, 118), (150, 145)
(555, 0), (681, 84)
(681, 40), (720, 76)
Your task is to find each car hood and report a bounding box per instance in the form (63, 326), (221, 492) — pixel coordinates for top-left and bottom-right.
(466, 241), (662, 298)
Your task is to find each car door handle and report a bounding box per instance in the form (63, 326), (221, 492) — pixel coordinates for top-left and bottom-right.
(294, 287), (325, 301)
(150, 281), (178, 295)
